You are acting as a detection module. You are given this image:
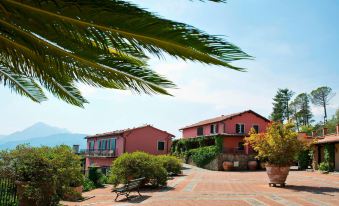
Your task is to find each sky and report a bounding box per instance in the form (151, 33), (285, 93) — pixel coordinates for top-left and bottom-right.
(0, 0), (338, 137)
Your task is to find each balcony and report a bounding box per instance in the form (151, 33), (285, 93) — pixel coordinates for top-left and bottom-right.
(81, 149), (116, 157)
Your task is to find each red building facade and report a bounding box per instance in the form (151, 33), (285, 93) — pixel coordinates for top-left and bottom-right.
(84, 125), (174, 172)
(180, 110), (270, 154)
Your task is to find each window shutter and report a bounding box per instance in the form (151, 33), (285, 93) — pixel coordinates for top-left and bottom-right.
(241, 125), (245, 133)
(236, 124), (240, 133)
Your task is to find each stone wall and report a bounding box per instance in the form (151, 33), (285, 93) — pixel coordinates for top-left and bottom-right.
(185, 153), (252, 171)
(220, 153), (250, 170)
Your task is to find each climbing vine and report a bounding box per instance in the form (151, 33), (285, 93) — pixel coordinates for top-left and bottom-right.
(171, 135), (223, 167)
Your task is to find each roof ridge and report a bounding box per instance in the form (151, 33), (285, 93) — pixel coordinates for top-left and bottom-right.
(180, 110), (269, 130)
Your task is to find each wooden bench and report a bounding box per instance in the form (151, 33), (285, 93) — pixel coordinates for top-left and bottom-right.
(112, 177), (145, 201)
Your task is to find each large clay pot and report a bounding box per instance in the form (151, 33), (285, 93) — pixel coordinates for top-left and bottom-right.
(248, 160), (257, 171)
(63, 186), (83, 201)
(223, 161), (234, 171)
(266, 165), (290, 184)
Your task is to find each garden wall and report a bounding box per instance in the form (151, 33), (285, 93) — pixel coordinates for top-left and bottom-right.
(186, 153), (251, 171)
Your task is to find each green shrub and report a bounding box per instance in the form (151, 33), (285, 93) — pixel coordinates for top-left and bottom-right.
(83, 177), (95, 192)
(88, 167), (106, 187)
(190, 146), (218, 167)
(297, 149), (311, 170)
(156, 155), (182, 174)
(108, 152), (167, 187)
(319, 162), (330, 172)
(0, 145), (83, 206)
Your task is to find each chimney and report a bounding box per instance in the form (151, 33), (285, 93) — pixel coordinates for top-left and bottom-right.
(298, 132), (307, 140)
(323, 128), (328, 137)
(336, 124), (339, 136)
(312, 131), (317, 137)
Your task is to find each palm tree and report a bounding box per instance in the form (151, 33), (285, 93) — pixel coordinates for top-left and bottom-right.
(0, 0), (251, 107)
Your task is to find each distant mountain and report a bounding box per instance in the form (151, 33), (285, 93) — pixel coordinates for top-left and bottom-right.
(0, 123), (86, 150)
(0, 133), (86, 150)
(0, 122), (69, 143)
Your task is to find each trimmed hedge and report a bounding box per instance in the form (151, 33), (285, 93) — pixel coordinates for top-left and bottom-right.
(189, 146), (219, 167)
(156, 155), (182, 175)
(108, 152), (168, 187)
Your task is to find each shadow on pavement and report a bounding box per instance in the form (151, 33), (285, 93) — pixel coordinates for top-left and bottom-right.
(283, 185), (339, 196)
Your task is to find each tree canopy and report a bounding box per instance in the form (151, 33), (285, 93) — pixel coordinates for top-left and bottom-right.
(310, 86), (336, 123)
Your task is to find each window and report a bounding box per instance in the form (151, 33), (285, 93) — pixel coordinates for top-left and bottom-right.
(197, 127), (204, 136)
(108, 138), (116, 150)
(253, 125), (259, 133)
(210, 124), (218, 134)
(236, 124), (245, 134)
(158, 141), (165, 151)
(238, 142), (244, 151)
(88, 140), (95, 150)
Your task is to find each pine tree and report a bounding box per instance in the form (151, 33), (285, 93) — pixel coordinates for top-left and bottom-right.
(271, 89), (294, 122)
(310, 86), (336, 123)
(294, 93), (313, 126)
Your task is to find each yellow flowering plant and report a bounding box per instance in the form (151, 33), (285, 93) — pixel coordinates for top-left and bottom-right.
(245, 122), (304, 166)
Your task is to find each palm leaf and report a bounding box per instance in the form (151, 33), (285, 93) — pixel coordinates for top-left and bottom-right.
(0, 65), (47, 102)
(0, 0), (251, 106)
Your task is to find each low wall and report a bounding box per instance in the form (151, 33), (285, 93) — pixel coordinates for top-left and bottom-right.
(186, 153), (252, 171)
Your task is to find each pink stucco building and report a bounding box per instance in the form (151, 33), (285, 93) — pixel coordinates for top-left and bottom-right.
(180, 110), (271, 155)
(84, 125), (174, 172)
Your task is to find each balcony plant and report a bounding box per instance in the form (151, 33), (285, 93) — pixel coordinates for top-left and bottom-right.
(245, 122), (304, 186)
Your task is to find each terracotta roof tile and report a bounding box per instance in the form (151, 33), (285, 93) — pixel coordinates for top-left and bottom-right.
(86, 124), (175, 139)
(314, 134), (339, 144)
(180, 110), (270, 130)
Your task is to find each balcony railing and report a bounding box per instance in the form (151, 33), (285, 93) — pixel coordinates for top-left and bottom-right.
(81, 149), (116, 157)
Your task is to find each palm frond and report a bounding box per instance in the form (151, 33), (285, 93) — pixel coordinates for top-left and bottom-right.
(1, 0), (251, 70)
(0, 65), (47, 102)
(0, 19), (175, 94)
(0, 0), (251, 106)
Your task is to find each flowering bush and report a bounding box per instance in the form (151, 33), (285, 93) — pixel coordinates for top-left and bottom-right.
(245, 122), (304, 166)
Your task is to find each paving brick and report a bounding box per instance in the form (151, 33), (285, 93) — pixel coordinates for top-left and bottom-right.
(61, 164), (339, 206)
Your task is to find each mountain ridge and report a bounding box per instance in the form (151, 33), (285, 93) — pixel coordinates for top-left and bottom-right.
(0, 122), (86, 150)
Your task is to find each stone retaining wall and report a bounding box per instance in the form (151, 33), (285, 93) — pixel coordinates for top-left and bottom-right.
(185, 153), (254, 171)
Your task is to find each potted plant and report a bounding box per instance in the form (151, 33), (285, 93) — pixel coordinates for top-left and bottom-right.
(63, 176), (84, 201)
(245, 122), (304, 187)
(222, 161), (234, 171)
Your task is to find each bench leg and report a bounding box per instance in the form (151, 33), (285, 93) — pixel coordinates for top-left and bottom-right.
(125, 192), (130, 200)
(137, 188), (142, 197)
(114, 193), (120, 201)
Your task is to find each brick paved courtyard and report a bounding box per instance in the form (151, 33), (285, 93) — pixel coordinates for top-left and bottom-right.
(61, 164), (339, 206)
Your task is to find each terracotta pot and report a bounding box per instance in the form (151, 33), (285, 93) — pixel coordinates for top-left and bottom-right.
(63, 186), (83, 201)
(248, 161), (257, 171)
(266, 165), (290, 184)
(223, 161), (234, 171)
